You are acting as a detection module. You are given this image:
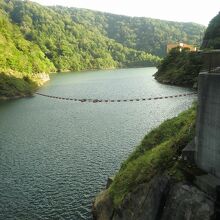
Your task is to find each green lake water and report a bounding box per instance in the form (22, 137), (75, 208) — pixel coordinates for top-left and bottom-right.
(0, 67), (195, 220)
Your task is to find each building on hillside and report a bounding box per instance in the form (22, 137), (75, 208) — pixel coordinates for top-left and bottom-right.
(167, 43), (197, 53)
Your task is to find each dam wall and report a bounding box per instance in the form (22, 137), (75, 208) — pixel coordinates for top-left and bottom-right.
(196, 72), (220, 178)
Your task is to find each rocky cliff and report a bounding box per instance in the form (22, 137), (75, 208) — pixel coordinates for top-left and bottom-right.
(93, 174), (214, 220)
(92, 106), (215, 220)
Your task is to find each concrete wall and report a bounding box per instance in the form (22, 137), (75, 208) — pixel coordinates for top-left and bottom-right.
(196, 72), (220, 178)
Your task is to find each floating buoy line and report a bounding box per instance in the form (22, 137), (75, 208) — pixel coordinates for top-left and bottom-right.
(35, 92), (197, 103)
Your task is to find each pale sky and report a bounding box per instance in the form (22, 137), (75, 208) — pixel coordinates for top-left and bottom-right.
(32, 0), (220, 26)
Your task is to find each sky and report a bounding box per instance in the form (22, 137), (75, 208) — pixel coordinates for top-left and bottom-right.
(32, 0), (220, 26)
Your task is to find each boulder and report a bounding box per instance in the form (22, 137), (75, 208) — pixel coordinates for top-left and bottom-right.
(92, 190), (114, 220)
(161, 183), (214, 220)
(112, 175), (170, 220)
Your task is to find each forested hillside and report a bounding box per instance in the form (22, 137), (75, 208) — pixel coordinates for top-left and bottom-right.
(155, 11), (220, 88)
(0, 3), (56, 98)
(0, 0), (205, 98)
(0, 10), (54, 74)
(59, 7), (205, 56)
(154, 48), (202, 87)
(201, 12), (220, 49)
(0, 0), (160, 72)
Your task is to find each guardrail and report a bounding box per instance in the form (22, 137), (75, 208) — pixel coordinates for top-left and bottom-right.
(201, 50), (220, 73)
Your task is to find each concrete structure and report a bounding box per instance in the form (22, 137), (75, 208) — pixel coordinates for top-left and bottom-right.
(196, 72), (220, 178)
(201, 50), (220, 73)
(182, 139), (195, 163)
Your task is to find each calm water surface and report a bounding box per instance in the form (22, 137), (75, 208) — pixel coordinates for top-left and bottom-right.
(0, 68), (195, 220)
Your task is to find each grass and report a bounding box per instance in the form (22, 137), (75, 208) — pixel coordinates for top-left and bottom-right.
(109, 104), (196, 206)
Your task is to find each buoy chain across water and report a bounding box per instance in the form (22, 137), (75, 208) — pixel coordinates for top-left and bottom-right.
(35, 92), (197, 103)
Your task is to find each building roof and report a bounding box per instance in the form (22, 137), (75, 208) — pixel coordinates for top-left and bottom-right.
(167, 43), (197, 53)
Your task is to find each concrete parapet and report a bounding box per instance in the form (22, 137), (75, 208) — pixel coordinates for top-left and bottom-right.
(196, 72), (220, 178)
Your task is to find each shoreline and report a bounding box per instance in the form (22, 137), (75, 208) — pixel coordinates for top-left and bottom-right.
(0, 72), (50, 101)
(0, 94), (32, 101)
(92, 105), (215, 220)
(0, 66), (157, 101)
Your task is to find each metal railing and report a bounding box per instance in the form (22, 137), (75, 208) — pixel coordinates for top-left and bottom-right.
(201, 50), (220, 73)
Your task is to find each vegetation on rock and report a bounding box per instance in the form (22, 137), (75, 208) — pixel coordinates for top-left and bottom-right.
(0, 72), (38, 98)
(109, 105), (196, 206)
(154, 48), (203, 87)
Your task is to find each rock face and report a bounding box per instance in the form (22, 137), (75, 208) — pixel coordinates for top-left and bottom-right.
(112, 175), (170, 220)
(34, 73), (50, 86)
(161, 183), (214, 220)
(92, 190), (114, 220)
(93, 175), (214, 220)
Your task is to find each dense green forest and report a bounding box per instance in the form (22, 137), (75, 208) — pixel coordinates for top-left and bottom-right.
(155, 12), (220, 87)
(53, 7), (205, 57)
(201, 12), (220, 49)
(154, 48), (203, 87)
(0, 3), (56, 98)
(0, 9), (55, 74)
(1, 0), (161, 72)
(0, 0), (205, 98)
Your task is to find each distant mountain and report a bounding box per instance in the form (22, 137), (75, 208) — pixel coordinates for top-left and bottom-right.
(0, 0), (205, 97)
(0, 0), (161, 73)
(58, 7), (205, 56)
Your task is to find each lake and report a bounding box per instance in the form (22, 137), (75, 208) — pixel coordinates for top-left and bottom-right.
(0, 67), (195, 220)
